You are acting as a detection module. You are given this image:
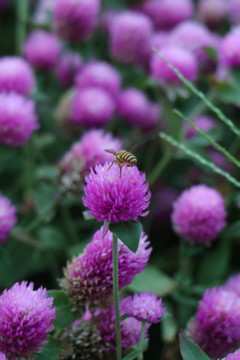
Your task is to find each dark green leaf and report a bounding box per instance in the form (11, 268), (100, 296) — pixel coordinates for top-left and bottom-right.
(122, 350), (142, 360)
(120, 313), (130, 321)
(109, 221), (142, 253)
(204, 47), (217, 61)
(222, 221), (240, 240)
(33, 183), (57, 221)
(38, 226), (67, 250)
(179, 332), (211, 360)
(215, 81), (240, 107)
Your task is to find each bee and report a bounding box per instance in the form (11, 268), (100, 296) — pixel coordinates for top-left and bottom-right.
(104, 149), (137, 177)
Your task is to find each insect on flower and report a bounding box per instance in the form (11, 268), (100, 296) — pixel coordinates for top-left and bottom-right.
(104, 149), (137, 177)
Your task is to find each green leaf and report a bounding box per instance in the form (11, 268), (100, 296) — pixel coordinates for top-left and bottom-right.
(162, 313), (178, 342)
(35, 337), (68, 360)
(222, 221), (240, 240)
(0, 246), (12, 286)
(82, 211), (95, 220)
(122, 350), (142, 360)
(179, 332), (211, 360)
(33, 183), (57, 221)
(109, 221), (142, 253)
(120, 313), (130, 321)
(204, 46), (217, 61)
(37, 226), (67, 250)
(215, 81), (240, 107)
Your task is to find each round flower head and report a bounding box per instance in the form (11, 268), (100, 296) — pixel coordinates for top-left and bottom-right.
(75, 61), (121, 100)
(0, 93), (39, 147)
(24, 30), (61, 70)
(56, 51), (83, 88)
(171, 184), (226, 244)
(71, 87), (115, 128)
(151, 46), (198, 84)
(0, 193), (17, 244)
(187, 287), (240, 358)
(0, 57), (35, 96)
(125, 292), (166, 324)
(61, 228), (151, 310)
(198, 0), (229, 29)
(83, 162), (151, 222)
(229, 0), (240, 24)
(185, 115), (216, 138)
(53, 0), (100, 42)
(34, 0), (57, 25)
(0, 281), (56, 358)
(219, 30), (240, 68)
(226, 349), (240, 360)
(223, 273), (240, 297)
(151, 31), (171, 51)
(109, 11), (153, 65)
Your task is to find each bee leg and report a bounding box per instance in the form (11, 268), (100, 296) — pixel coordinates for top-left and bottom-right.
(119, 164), (124, 178)
(107, 160), (116, 171)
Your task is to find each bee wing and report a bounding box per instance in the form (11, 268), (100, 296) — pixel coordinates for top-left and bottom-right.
(104, 149), (116, 154)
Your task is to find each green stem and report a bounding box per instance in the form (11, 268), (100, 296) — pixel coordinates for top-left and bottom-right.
(16, 0), (28, 54)
(147, 145), (172, 186)
(113, 233), (122, 360)
(138, 321), (147, 360)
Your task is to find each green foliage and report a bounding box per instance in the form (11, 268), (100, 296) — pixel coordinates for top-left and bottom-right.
(109, 221), (142, 253)
(179, 333), (211, 360)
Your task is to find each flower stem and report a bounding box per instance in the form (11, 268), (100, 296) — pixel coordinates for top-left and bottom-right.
(112, 233), (122, 360)
(138, 321), (147, 360)
(16, 0), (28, 54)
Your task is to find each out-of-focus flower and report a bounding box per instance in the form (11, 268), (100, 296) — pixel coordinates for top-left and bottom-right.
(229, 0), (240, 24)
(71, 87), (115, 128)
(0, 282), (56, 358)
(225, 348), (240, 360)
(61, 228), (151, 310)
(0, 93), (39, 147)
(109, 11), (153, 65)
(0, 193), (17, 244)
(34, 0), (57, 25)
(151, 31), (171, 51)
(24, 30), (61, 70)
(219, 30), (240, 68)
(83, 162), (151, 222)
(0, 57), (35, 96)
(101, 9), (118, 34)
(0, 353), (6, 360)
(198, 0), (229, 29)
(53, 0), (100, 42)
(56, 51), (83, 88)
(223, 273), (240, 297)
(185, 115), (216, 138)
(171, 184), (226, 244)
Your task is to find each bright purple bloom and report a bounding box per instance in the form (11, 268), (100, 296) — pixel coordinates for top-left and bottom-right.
(0, 93), (39, 147)
(24, 30), (61, 70)
(125, 293), (166, 324)
(151, 31), (171, 51)
(83, 162), (151, 222)
(224, 273), (240, 297)
(71, 87), (115, 128)
(0, 57), (35, 96)
(226, 349), (240, 360)
(151, 46), (198, 84)
(171, 184), (226, 244)
(56, 51), (83, 88)
(0, 193), (17, 244)
(109, 11), (153, 65)
(198, 0), (229, 29)
(0, 353), (6, 360)
(219, 30), (240, 68)
(61, 228), (151, 310)
(185, 115), (216, 138)
(229, 0), (240, 24)
(187, 287), (240, 359)
(53, 0), (100, 42)
(0, 282), (56, 358)
(75, 61), (121, 100)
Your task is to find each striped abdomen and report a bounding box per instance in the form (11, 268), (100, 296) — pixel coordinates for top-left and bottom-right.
(116, 150), (137, 166)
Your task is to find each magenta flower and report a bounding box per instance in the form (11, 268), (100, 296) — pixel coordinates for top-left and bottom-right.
(226, 349), (240, 360)
(83, 162), (151, 222)
(61, 227), (151, 310)
(198, 0), (229, 29)
(223, 273), (240, 297)
(0, 353), (6, 360)
(219, 30), (240, 68)
(229, 0), (240, 24)
(0, 57), (35, 96)
(171, 184), (226, 244)
(0, 93), (39, 147)
(0, 282), (56, 358)
(56, 51), (83, 88)
(53, 0), (100, 42)
(185, 115), (216, 138)
(150, 31), (171, 51)
(24, 30), (61, 70)
(0, 193), (17, 244)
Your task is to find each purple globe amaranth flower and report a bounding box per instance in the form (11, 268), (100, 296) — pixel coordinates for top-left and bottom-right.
(171, 184), (226, 244)
(71, 87), (115, 128)
(219, 30), (240, 68)
(109, 11), (153, 65)
(187, 287), (240, 359)
(83, 162), (151, 222)
(56, 51), (83, 88)
(125, 292), (166, 324)
(0, 93), (39, 147)
(75, 61), (121, 100)
(24, 30), (61, 70)
(229, 0), (240, 24)
(226, 348), (240, 360)
(0, 193), (17, 244)
(0, 57), (35, 96)
(0, 281), (56, 358)
(185, 115), (216, 138)
(61, 228), (151, 310)
(151, 46), (198, 84)
(198, 0), (229, 29)
(53, 0), (100, 42)
(150, 31), (171, 51)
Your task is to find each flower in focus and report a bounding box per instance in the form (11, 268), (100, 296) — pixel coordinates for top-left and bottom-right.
(56, 51), (83, 88)
(197, 0), (229, 29)
(171, 184), (226, 244)
(0, 281), (56, 358)
(83, 162), (151, 222)
(53, 0), (100, 42)
(185, 115), (216, 138)
(0, 93), (39, 146)
(61, 228), (151, 310)
(0, 57), (35, 96)
(24, 30), (61, 70)
(0, 193), (17, 244)
(219, 29), (240, 68)
(225, 348), (240, 360)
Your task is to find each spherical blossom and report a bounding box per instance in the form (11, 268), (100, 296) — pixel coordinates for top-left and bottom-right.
(143, 102), (161, 132)
(185, 115), (216, 138)
(53, 0), (100, 42)
(151, 46), (198, 84)
(75, 61), (121, 100)
(198, 0), (229, 29)
(61, 228), (151, 310)
(187, 287), (240, 358)
(0, 193), (16, 244)
(150, 31), (171, 51)
(0, 57), (35, 96)
(0, 353), (6, 360)
(71, 87), (115, 128)
(56, 51), (83, 88)
(0, 281), (56, 358)
(125, 293), (166, 323)
(219, 30), (240, 68)
(34, 0), (57, 25)
(83, 162), (151, 222)
(226, 349), (240, 360)
(223, 273), (240, 297)
(229, 0), (240, 24)
(24, 30), (61, 70)
(171, 184), (226, 244)
(0, 93), (39, 147)
(109, 11), (153, 65)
